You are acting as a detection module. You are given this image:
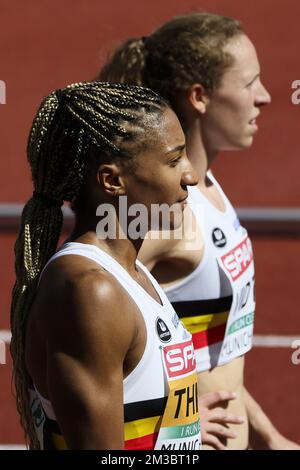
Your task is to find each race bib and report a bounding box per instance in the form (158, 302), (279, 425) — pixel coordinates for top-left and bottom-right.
(218, 235), (255, 364)
(155, 339), (201, 450)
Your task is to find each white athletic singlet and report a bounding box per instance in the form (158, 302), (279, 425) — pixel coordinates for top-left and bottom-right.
(29, 242), (201, 450)
(164, 174), (255, 372)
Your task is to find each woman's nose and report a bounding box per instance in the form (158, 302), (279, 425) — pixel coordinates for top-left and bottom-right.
(181, 158), (198, 187)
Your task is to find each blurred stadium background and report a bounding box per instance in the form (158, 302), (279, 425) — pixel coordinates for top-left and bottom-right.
(0, 0), (299, 447)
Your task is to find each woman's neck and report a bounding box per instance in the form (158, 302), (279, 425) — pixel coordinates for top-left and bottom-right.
(184, 119), (218, 187)
(66, 212), (143, 275)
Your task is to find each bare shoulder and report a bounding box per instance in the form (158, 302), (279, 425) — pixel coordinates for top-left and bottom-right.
(27, 255), (143, 449)
(34, 254), (139, 360)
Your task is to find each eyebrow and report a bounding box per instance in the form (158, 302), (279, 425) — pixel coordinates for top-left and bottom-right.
(165, 144), (186, 155)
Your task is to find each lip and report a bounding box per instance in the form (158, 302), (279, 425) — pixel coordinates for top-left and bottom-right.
(249, 112), (260, 127)
(249, 117), (259, 132)
(178, 196), (188, 206)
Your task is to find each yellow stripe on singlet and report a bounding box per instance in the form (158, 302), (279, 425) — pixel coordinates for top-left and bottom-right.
(124, 415), (161, 441)
(49, 416), (161, 449)
(52, 432), (68, 450)
(182, 311), (229, 334)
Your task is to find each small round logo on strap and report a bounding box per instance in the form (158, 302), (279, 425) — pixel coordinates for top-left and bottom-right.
(212, 227), (227, 247)
(156, 317), (172, 343)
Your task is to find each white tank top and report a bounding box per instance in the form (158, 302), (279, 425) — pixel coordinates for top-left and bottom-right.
(29, 242), (201, 450)
(164, 174), (255, 372)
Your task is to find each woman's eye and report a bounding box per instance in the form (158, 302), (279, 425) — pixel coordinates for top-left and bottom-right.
(246, 80), (254, 88)
(169, 156), (182, 167)
(246, 76), (259, 88)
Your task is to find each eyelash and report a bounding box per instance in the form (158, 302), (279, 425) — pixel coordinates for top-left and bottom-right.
(169, 156), (182, 167)
(246, 77), (259, 88)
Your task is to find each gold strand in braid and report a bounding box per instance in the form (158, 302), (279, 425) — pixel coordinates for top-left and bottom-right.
(11, 199), (63, 449)
(66, 105), (122, 154)
(71, 100), (131, 136)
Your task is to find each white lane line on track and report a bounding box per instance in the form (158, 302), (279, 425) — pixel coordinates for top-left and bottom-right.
(1, 336), (299, 449)
(0, 330), (11, 343)
(0, 444), (26, 450)
(1, 330), (300, 348)
(253, 335), (300, 348)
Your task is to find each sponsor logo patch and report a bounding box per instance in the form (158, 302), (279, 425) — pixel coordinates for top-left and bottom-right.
(171, 312), (180, 329)
(233, 217), (241, 231)
(212, 227), (227, 247)
(221, 236), (253, 281)
(30, 397), (45, 427)
(163, 339), (196, 378)
(156, 317), (172, 343)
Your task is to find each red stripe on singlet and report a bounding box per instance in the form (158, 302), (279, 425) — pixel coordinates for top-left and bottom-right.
(192, 323), (227, 349)
(124, 432), (158, 450)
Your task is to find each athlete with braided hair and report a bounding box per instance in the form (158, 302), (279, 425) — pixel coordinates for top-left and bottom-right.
(10, 81), (201, 450)
(99, 12), (299, 450)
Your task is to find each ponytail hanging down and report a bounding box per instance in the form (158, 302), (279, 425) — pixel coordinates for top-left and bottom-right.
(99, 38), (146, 85)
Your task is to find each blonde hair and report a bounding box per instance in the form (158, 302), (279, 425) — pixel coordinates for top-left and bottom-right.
(99, 12), (243, 106)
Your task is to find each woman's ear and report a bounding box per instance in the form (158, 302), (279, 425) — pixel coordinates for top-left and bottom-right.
(186, 83), (210, 114)
(96, 163), (126, 197)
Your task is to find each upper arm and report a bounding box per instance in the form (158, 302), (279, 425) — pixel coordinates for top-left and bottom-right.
(45, 271), (136, 449)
